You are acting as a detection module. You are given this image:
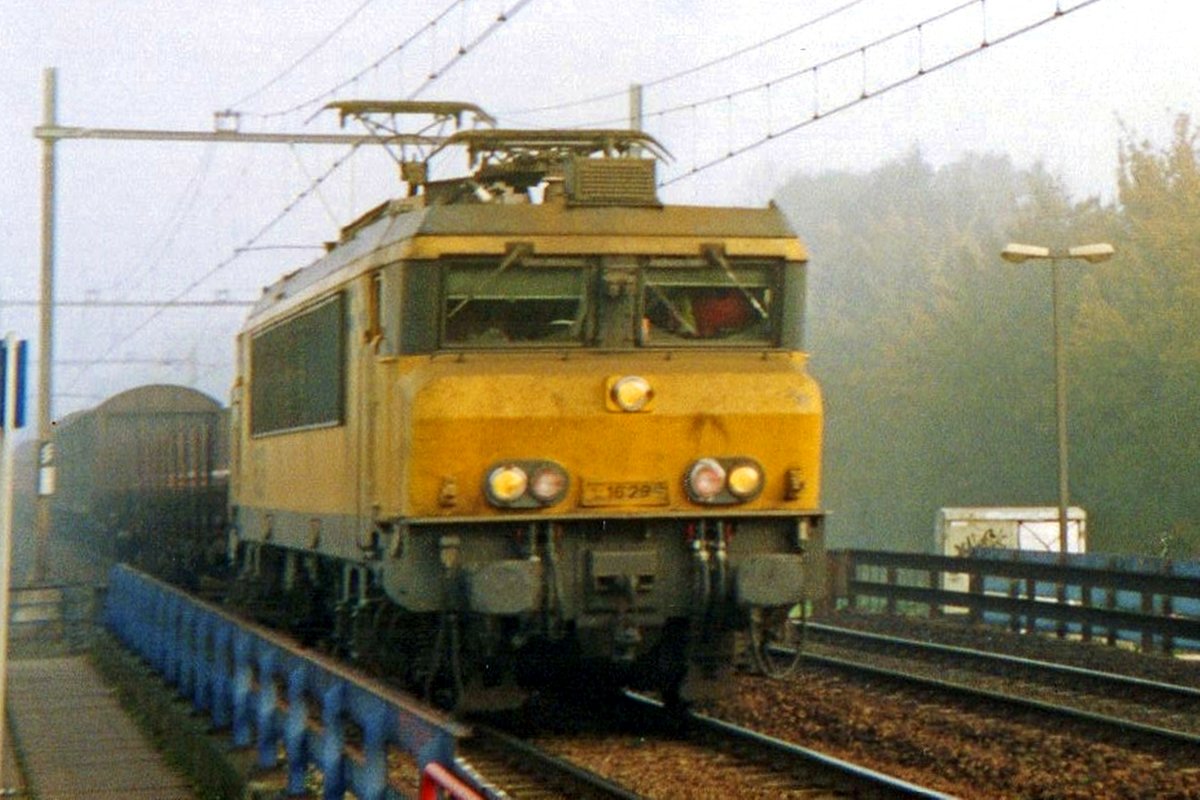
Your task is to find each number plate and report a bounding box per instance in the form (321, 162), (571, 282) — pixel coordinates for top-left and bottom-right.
(581, 480), (669, 507)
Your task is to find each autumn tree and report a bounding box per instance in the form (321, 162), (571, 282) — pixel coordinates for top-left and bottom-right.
(776, 151), (1061, 550)
(1069, 115), (1200, 556)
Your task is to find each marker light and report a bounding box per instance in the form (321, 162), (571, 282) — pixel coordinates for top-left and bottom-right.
(486, 465), (528, 504)
(530, 464), (569, 503)
(611, 375), (653, 412)
(727, 463), (763, 499)
(687, 458), (727, 501)
(684, 457), (766, 504)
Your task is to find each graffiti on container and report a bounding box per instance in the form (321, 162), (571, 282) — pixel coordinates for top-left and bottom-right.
(952, 527), (1007, 557)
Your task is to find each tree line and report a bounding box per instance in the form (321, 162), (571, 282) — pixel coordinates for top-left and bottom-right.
(776, 115), (1200, 558)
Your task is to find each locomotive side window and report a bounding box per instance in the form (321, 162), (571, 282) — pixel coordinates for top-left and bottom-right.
(250, 293), (346, 435)
(443, 263), (587, 347)
(641, 265), (777, 346)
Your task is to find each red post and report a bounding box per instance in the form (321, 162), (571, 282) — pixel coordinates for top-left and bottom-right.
(418, 763), (482, 800)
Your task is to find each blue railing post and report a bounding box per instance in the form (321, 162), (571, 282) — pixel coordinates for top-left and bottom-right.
(179, 603), (196, 698)
(353, 696), (390, 800)
(232, 629), (255, 748)
(285, 663), (311, 795)
(318, 682), (346, 800)
(211, 620), (233, 729)
(163, 592), (183, 686)
(193, 611), (213, 713)
(147, 580), (164, 668)
(255, 647), (281, 769)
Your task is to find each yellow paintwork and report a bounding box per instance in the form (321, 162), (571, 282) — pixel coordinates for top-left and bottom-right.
(238, 426), (355, 512)
(394, 352), (822, 518)
(235, 220), (822, 537)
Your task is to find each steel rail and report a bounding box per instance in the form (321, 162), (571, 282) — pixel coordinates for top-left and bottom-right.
(807, 622), (1200, 701)
(458, 724), (643, 800)
(625, 692), (957, 799)
(795, 648), (1200, 748)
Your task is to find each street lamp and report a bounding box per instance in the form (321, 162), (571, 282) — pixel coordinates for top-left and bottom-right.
(1001, 241), (1115, 557)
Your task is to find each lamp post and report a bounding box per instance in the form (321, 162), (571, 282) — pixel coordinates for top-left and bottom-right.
(1000, 242), (1115, 557)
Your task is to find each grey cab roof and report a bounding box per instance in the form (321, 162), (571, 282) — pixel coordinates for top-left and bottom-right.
(249, 198), (802, 319)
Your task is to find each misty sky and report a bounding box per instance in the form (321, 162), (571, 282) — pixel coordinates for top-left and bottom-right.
(0, 0), (1195, 418)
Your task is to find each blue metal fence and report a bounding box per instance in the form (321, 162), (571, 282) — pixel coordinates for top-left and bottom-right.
(836, 549), (1200, 655)
(103, 565), (472, 800)
(976, 548), (1200, 652)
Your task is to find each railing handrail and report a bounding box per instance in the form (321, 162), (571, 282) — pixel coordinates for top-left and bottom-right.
(103, 565), (476, 800)
(839, 549), (1200, 599)
(830, 548), (1200, 655)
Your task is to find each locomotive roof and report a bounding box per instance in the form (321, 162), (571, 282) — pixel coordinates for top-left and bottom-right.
(248, 199), (805, 322)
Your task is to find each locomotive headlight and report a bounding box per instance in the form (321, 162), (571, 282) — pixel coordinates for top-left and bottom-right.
(686, 458), (727, 501)
(684, 457), (765, 504)
(727, 463), (763, 499)
(610, 375), (653, 412)
(529, 464), (568, 504)
(486, 465), (528, 504)
(483, 460), (569, 508)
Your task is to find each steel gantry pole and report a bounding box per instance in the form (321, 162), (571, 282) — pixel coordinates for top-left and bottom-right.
(34, 68), (58, 584)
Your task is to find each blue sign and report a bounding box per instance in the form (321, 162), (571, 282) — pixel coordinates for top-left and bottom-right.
(0, 338), (28, 429)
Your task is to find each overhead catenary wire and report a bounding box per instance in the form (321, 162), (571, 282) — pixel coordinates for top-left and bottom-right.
(232, 0), (535, 122)
(231, 0), (465, 120)
(567, 0), (987, 131)
(73, 0), (539, 393)
(496, 0), (872, 119)
(63, 143), (364, 395)
(658, 0), (1108, 186)
(406, 0), (537, 99)
(225, 0), (384, 111)
(104, 142), (217, 298)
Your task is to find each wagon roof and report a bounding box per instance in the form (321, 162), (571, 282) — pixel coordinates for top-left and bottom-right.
(94, 384), (222, 416)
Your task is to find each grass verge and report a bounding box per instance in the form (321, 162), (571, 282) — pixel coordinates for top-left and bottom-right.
(89, 634), (258, 800)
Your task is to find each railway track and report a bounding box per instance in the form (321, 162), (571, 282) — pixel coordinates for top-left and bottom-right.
(464, 691), (952, 799)
(801, 622), (1200, 746)
(634, 693), (953, 799)
(456, 724), (644, 799)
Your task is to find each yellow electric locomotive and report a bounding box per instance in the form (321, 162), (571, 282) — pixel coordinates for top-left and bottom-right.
(229, 103), (824, 707)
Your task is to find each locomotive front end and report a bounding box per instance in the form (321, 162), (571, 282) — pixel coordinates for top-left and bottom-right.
(395, 351), (822, 695)
(376, 198), (823, 700)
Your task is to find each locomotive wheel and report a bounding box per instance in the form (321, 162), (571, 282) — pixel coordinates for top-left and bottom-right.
(656, 619), (691, 709)
(749, 605), (804, 678)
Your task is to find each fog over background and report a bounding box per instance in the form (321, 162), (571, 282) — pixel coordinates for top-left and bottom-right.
(0, 0), (1194, 418)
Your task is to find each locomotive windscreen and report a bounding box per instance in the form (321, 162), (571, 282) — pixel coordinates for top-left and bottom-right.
(442, 263), (587, 346)
(641, 265), (777, 345)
